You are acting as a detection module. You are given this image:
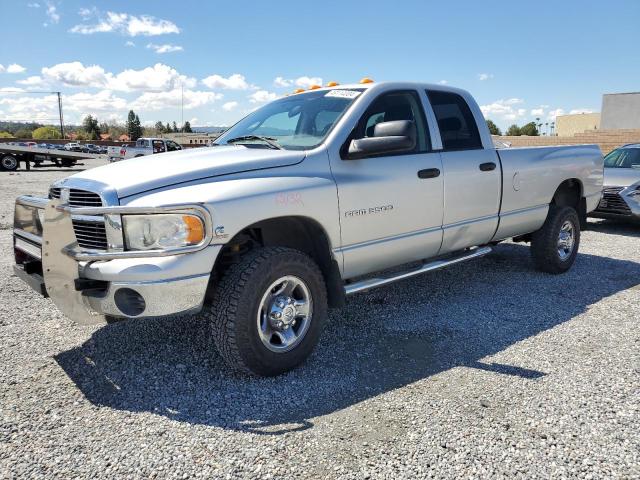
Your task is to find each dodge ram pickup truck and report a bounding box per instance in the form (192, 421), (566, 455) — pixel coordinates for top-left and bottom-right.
(12, 81), (604, 376)
(108, 137), (182, 162)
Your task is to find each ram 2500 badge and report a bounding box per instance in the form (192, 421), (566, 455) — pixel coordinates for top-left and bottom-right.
(13, 81), (604, 376)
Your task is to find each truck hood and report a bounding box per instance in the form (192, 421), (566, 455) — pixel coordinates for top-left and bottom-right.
(69, 146), (306, 198)
(604, 167), (640, 188)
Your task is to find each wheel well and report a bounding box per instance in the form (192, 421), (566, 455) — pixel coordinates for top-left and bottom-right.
(551, 178), (587, 229)
(212, 217), (345, 308)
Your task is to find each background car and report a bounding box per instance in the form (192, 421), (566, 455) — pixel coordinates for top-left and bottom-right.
(590, 143), (640, 221)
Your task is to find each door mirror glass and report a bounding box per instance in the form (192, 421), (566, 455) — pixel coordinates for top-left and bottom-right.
(347, 120), (416, 159)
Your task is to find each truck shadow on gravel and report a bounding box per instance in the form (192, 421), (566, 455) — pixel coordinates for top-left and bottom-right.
(55, 243), (640, 434)
(587, 219), (640, 238)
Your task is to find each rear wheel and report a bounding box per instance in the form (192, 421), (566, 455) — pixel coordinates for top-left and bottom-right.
(531, 206), (580, 274)
(1, 155), (18, 171)
(207, 246), (327, 376)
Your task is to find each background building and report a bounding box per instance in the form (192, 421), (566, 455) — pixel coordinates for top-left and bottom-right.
(600, 92), (640, 130)
(556, 112), (600, 137)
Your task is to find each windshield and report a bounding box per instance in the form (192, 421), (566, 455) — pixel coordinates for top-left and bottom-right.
(216, 89), (364, 150)
(604, 147), (640, 168)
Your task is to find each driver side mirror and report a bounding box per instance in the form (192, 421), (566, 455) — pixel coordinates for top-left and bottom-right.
(346, 120), (416, 160)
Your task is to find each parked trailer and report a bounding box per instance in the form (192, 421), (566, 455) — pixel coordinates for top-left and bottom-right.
(0, 144), (104, 171)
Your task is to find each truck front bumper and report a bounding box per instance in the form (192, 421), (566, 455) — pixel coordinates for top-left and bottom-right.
(13, 195), (219, 325)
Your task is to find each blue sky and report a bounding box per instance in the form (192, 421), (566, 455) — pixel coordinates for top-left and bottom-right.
(1, 0), (639, 130)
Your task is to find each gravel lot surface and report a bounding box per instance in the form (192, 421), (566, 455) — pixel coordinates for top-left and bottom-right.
(0, 162), (638, 479)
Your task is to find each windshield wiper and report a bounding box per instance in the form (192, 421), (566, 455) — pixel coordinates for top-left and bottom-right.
(225, 135), (282, 149)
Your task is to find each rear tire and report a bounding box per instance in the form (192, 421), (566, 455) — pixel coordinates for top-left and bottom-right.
(1, 155), (18, 171)
(207, 246), (328, 376)
(531, 206), (580, 274)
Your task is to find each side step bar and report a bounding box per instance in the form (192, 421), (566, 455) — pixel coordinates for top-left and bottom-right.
(344, 246), (492, 295)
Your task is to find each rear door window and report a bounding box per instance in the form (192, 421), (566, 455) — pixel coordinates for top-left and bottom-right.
(427, 90), (482, 151)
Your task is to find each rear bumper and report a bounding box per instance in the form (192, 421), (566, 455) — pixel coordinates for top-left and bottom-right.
(13, 195), (219, 324)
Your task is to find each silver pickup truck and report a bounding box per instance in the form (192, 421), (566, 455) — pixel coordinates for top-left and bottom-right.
(108, 137), (182, 162)
(12, 81), (603, 376)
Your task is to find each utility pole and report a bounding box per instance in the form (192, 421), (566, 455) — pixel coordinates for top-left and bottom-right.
(180, 83), (184, 139)
(56, 91), (65, 139)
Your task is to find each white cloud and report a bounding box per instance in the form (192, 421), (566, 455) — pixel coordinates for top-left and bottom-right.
(78, 7), (97, 19)
(70, 11), (179, 36)
(202, 73), (250, 90)
(146, 43), (183, 54)
(64, 90), (128, 112)
(27, 2), (40, 7)
(478, 73), (494, 81)
(480, 98), (526, 121)
(547, 108), (565, 120)
(110, 64), (195, 91)
(7, 64), (26, 74)
(125, 41), (135, 47)
(530, 108), (545, 116)
(437, 80), (448, 85)
(41, 62), (195, 92)
(0, 65), (4, 73)
(42, 62), (110, 87)
(274, 76), (292, 88)
(131, 89), (222, 111)
(44, 1), (60, 24)
(222, 101), (238, 111)
(294, 76), (322, 89)
(17, 76), (45, 86)
(248, 90), (278, 103)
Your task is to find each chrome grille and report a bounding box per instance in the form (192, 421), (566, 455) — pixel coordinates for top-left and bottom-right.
(68, 189), (102, 207)
(50, 187), (109, 250)
(596, 187), (631, 216)
(72, 219), (109, 250)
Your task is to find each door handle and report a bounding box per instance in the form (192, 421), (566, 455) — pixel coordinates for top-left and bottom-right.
(418, 168), (441, 179)
(479, 162), (497, 171)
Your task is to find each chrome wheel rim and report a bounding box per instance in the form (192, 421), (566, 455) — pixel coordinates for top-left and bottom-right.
(257, 275), (313, 353)
(557, 220), (575, 261)
(2, 156), (17, 169)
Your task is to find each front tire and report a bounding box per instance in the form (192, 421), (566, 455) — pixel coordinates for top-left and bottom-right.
(208, 247), (327, 376)
(531, 206), (580, 274)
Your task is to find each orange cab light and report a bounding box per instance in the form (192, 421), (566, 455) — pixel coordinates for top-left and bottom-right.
(360, 77), (374, 84)
(309, 85), (321, 90)
(326, 81), (339, 87)
(294, 88), (305, 93)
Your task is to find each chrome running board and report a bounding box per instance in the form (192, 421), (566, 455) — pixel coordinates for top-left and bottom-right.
(344, 246), (492, 295)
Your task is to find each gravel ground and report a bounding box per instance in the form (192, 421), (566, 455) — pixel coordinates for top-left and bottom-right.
(0, 162), (638, 479)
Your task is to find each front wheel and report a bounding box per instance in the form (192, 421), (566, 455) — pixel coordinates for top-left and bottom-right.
(530, 206), (580, 274)
(207, 247), (327, 376)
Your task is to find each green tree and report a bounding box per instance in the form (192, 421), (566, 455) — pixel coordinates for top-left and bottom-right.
(519, 122), (539, 136)
(506, 124), (521, 136)
(155, 121), (165, 133)
(486, 120), (502, 136)
(15, 128), (33, 139)
(172, 121), (178, 133)
(82, 115), (101, 140)
(126, 110), (143, 140)
(165, 122), (171, 133)
(182, 121), (193, 133)
(32, 126), (62, 139)
(0, 131), (15, 138)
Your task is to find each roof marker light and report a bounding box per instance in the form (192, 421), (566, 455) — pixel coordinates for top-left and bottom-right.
(360, 77), (374, 84)
(309, 85), (321, 90)
(294, 88), (305, 94)
(326, 81), (339, 87)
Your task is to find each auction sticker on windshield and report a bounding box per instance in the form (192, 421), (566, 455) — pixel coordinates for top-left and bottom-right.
(325, 90), (361, 99)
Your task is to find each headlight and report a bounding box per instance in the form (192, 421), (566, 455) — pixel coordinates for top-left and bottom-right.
(628, 185), (640, 198)
(123, 214), (205, 251)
